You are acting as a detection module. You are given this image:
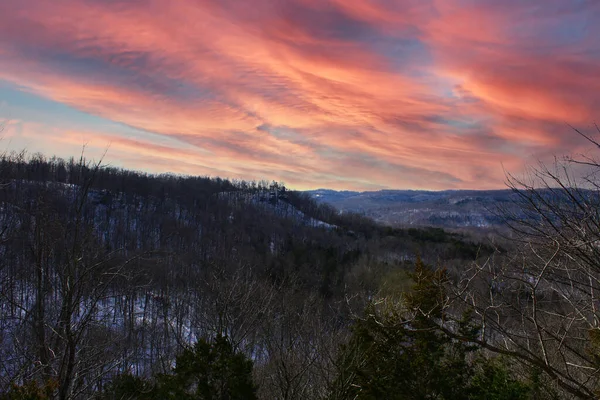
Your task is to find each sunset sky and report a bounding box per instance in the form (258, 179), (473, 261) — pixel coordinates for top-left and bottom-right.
(0, 0), (599, 190)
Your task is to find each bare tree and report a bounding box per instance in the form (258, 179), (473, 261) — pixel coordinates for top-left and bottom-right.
(0, 154), (150, 399)
(438, 126), (600, 399)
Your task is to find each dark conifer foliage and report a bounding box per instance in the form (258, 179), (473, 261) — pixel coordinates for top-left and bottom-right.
(329, 259), (547, 400)
(103, 335), (257, 400)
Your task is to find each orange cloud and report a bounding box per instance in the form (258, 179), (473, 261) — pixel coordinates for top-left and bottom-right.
(0, 0), (598, 190)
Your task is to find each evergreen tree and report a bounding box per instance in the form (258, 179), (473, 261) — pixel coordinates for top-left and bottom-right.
(329, 259), (539, 400)
(155, 335), (257, 400)
(103, 335), (257, 400)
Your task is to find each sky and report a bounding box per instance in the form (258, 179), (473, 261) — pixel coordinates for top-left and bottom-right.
(0, 0), (599, 191)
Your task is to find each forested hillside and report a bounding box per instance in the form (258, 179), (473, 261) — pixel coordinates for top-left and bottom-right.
(2, 150), (600, 399)
(307, 188), (524, 228)
(0, 152), (492, 400)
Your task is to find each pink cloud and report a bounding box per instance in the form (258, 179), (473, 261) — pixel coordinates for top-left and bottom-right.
(0, 0), (598, 190)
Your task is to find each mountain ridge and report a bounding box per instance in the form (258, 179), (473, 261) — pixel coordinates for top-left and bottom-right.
(306, 188), (520, 228)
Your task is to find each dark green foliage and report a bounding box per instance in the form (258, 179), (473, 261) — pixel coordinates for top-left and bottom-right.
(330, 307), (476, 399)
(330, 260), (475, 399)
(155, 335), (257, 400)
(330, 259), (536, 400)
(469, 358), (537, 400)
(103, 335), (257, 400)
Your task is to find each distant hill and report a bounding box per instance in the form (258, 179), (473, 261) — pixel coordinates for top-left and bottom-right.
(306, 189), (523, 228)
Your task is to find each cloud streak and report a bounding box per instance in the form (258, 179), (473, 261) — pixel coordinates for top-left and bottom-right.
(0, 0), (598, 190)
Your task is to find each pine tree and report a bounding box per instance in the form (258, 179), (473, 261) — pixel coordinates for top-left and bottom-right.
(329, 259), (537, 399)
(156, 334), (257, 400)
(103, 335), (257, 400)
